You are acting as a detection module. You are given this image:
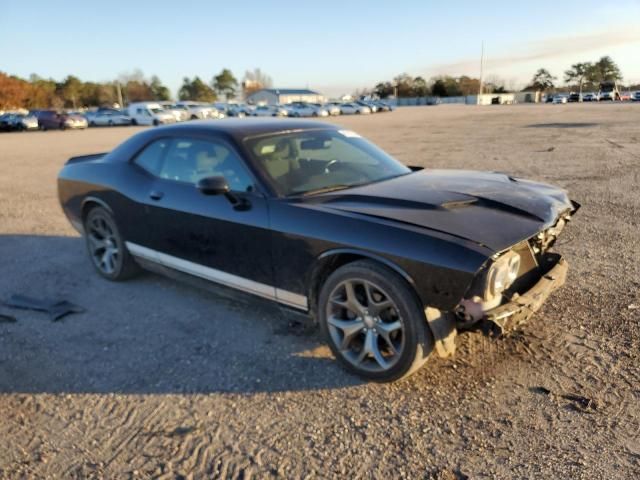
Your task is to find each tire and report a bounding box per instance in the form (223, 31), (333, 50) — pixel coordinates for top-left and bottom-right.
(83, 207), (140, 281)
(153, 119), (159, 126)
(131, 118), (138, 126)
(318, 260), (434, 382)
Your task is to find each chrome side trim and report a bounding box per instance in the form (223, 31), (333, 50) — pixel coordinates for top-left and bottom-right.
(275, 288), (309, 310)
(125, 242), (308, 310)
(125, 242), (157, 262)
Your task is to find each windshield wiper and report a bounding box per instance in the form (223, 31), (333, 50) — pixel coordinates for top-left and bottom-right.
(295, 184), (352, 197)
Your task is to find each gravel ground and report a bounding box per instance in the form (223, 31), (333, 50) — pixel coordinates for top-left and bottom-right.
(0, 104), (639, 479)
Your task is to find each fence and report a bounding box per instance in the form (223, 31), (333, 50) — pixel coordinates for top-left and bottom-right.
(393, 91), (541, 106)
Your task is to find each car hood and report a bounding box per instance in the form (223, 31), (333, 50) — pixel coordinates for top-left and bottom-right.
(301, 169), (577, 252)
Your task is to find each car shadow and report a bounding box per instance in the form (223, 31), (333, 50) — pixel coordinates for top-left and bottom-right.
(0, 235), (363, 394)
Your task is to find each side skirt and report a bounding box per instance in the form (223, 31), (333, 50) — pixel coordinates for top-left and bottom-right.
(125, 242), (308, 311)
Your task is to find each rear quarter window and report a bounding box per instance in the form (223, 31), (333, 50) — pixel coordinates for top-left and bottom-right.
(133, 139), (170, 175)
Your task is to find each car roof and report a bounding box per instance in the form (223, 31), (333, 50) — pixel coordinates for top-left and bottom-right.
(153, 118), (339, 140)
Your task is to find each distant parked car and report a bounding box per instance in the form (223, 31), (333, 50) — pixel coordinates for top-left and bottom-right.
(0, 113), (39, 131)
(211, 104), (228, 119)
(175, 101), (218, 120)
(552, 95), (568, 104)
(373, 100), (393, 112)
(631, 91), (640, 102)
(322, 103), (341, 116)
(568, 92), (581, 102)
(340, 102), (371, 114)
(159, 103), (190, 122)
(252, 105), (288, 117)
(582, 92), (599, 102)
(127, 102), (176, 126)
(0, 114), (11, 131)
(599, 82), (620, 101)
(227, 104), (253, 117)
(286, 102), (328, 117)
(90, 110), (132, 126)
(356, 100), (379, 113)
(37, 110), (88, 130)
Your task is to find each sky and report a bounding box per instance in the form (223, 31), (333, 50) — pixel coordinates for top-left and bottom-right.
(2, 0), (640, 98)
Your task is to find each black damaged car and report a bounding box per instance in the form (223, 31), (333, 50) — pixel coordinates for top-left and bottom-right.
(58, 119), (579, 382)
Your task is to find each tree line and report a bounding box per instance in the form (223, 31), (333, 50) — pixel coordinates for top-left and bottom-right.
(371, 56), (631, 99)
(526, 56), (628, 94)
(372, 74), (510, 99)
(0, 68), (273, 110)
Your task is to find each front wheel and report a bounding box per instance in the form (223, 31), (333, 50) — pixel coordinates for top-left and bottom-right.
(318, 260), (434, 382)
(84, 207), (140, 281)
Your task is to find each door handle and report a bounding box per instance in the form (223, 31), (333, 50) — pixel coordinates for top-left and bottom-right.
(149, 191), (164, 201)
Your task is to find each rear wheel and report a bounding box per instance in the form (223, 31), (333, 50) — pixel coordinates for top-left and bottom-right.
(84, 207), (140, 281)
(318, 260), (434, 382)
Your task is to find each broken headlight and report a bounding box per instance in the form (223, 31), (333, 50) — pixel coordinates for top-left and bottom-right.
(486, 251), (521, 298)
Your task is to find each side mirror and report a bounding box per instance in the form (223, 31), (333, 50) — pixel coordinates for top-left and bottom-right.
(197, 176), (230, 196)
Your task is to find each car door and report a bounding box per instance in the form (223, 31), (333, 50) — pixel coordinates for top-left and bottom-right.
(134, 107), (150, 125)
(136, 135), (275, 294)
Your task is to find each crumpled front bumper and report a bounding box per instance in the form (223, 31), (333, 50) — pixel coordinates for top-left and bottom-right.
(481, 253), (568, 335)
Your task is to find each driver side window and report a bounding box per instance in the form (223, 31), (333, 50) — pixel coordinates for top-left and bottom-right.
(157, 138), (254, 192)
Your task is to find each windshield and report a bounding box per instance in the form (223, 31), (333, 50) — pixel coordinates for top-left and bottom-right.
(245, 129), (411, 196)
(150, 108), (163, 113)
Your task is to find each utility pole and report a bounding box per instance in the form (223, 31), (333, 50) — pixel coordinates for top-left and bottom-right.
(478, 41), (485, 105)
(116, 82), (124, 108)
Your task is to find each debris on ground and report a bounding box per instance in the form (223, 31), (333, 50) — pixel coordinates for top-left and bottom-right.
(560, 393), (598, 412)
(274, 318), (316, 336)
(531, 386), (552, 395)
(532, 386), (598, 412)
(0, 313), (17, 323)
(4, 294), (84, 321)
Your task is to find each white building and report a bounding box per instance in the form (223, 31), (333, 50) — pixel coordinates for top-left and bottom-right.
(246, 88), (325, 105)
